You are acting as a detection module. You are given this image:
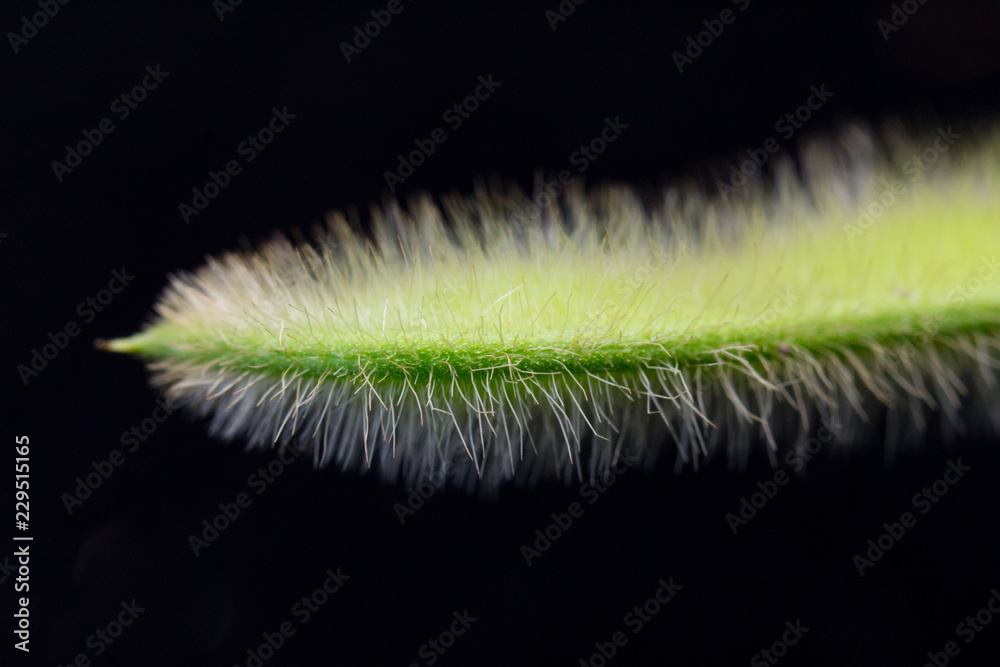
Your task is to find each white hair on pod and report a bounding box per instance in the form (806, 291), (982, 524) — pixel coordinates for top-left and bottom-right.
(103, 123), (1000, 493)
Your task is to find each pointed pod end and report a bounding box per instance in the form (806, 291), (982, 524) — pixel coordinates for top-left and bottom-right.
(95, 334), (148, 354)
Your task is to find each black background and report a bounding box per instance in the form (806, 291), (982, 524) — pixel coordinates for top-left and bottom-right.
(5, 1), (1000, 665)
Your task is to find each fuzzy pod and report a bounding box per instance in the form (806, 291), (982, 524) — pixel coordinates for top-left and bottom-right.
(102, 125), (1000, 493)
